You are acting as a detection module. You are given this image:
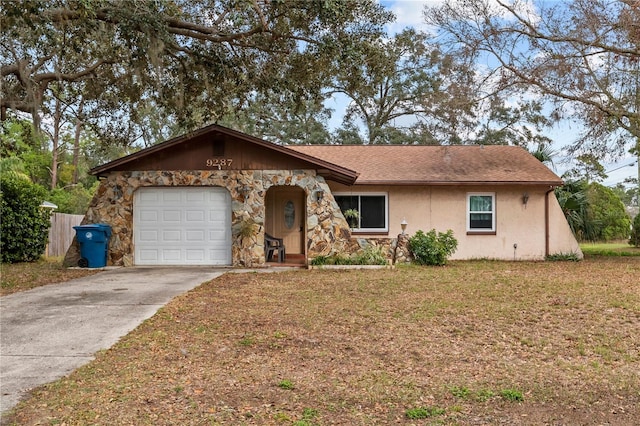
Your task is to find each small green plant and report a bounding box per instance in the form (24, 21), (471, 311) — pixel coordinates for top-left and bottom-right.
(237, 218), (256, 239)
(332, 253), (352, 265)
(546, 252), (581, 261)
(293, 407), (319, 425)
(450, 386), (471, 399)
(352, 245), (387, 265)
(474, 389), (495, 402)
(500, 388), (524, 402)
(310, 255), (328, 265)
(273, 331), (287, 339)
(405, 406), (445, 419)
(239, 335), (255, 346)
(301, 408), (318, 419)
(310, 246), (387, 266)
(343, 208), (360, 228)
(408, 229), (458, 266)
(273, 412), (291, 422)
(277, 379), (294, 390)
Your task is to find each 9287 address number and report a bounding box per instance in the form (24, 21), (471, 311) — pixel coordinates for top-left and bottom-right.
(206, 158), (233, 169)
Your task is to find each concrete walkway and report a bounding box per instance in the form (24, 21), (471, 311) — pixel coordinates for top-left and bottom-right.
(0, 267), (225, 419)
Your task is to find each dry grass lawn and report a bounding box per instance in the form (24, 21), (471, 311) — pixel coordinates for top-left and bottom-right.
(0, 258), (98, 296)
(5, 258), (640, 425)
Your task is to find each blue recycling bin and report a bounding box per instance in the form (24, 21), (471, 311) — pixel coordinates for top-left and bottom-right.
(74, 224), (112, 268)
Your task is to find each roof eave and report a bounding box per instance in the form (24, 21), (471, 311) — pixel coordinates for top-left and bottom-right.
(352, 180), (563, 186)
(90, 125), (359, 184)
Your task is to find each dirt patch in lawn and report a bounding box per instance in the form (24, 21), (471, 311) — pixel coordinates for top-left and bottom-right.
(6, 258), (640, 425)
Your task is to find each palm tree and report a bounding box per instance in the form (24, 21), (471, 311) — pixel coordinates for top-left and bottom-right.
(555, 180), (599, 241)
(530, 144), (557, 170)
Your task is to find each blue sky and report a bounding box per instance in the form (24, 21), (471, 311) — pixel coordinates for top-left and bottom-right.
(371, 0), (639, 188)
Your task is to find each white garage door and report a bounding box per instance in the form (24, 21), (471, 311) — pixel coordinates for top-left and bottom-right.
(134, 187), (231, 265)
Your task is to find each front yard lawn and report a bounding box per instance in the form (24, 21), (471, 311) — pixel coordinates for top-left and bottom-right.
(1, 258), (99, 296)
(5, 258), (640, 425)
(580, 242), (640, 257)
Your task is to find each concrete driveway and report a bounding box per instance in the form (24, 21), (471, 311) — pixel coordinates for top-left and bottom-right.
(0, 267), (225, 418)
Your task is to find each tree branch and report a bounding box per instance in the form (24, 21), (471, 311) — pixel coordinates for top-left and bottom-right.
(34, 59), (111, 84)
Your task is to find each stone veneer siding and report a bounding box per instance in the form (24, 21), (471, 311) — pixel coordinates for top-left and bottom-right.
(64, 169), (359, 267)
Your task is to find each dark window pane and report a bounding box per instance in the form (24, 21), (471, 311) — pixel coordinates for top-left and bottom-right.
(470, 195), (492, 212)
(470, 213), (492, 229)
(335, 195), (358, 212)
(335, 195), (360, 228)
(360, 196), (385, 229)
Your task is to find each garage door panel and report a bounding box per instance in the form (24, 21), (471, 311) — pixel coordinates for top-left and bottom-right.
(161, 249), (182, 262)
(209, 250), (229, 265)
(134, 187), (231, 265)
(185, 249), (206, 261)
(139, 190), (161, 202)
(186, 210), (205, 222)
(139, 210), (158, 222)
(163, 210), (181, 222)
(162, 191), (182, 203)
(138, 250), (159, 262)
(186, 230), (205, 241)
(208, 229), (227, 240)
(139, 230), (158, 242)
(186, 191), (205, 202)
(209, 210), (227, 221)
(162, 230), (181, 241)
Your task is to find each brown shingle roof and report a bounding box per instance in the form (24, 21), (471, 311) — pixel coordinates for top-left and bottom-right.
(289, 145), (562, 185)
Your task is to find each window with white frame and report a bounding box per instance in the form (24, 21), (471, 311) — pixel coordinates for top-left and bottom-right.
(334, 193), (388, 232)
(467, 193), (495, 232)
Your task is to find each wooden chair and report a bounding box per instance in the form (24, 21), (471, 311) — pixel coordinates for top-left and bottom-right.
(265, 233), (286, 263)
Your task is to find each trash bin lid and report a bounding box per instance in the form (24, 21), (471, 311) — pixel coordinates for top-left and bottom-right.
(74, 224), (112, 240)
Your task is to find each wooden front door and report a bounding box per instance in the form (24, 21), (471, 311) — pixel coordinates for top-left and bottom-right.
(270, 187), (305, 255)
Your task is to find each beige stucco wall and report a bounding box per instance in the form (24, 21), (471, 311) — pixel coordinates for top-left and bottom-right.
(328, 183), (582, 261)
(548, 192), (583, 257)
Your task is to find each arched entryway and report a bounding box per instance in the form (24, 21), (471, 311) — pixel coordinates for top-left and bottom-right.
(265, 186), (306, 264)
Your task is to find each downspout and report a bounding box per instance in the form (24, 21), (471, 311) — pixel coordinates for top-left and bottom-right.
(545, 186), (556, 258)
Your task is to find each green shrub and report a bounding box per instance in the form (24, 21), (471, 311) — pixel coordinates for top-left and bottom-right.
(351, 245), (387, 265)
(310, 245), (388, 266)
(0, 174), (51, 263)
(310, 255), (329, 266)
(630, 214), (640, 248)
(546, 252), (581, 261)
(408, 229), (458, 266)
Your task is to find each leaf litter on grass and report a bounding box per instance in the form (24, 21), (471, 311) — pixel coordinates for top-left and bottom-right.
(6, 257), (640, 425)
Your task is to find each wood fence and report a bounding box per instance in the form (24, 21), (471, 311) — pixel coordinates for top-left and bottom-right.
(46, 213), (84, 257)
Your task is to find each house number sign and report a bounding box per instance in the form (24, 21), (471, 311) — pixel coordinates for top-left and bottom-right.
(205, 158), (233, 169)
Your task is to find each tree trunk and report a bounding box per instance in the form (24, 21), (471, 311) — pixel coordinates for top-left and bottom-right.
(50, 98), (61, 190)
(72, 102), (83, 184)
(636, 138), (640, 206)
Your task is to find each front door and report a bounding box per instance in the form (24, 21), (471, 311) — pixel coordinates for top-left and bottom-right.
(268, 187), (304, 255)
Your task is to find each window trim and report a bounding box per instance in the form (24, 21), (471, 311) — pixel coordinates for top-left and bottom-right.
(467, 192), (496, 234)
(334, 192), (389, 233)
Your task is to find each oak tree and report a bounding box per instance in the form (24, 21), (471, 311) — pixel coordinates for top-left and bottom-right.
(426, 0), (640, 188)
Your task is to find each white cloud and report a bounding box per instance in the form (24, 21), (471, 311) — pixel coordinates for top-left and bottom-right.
(381, 0), (437, 34)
